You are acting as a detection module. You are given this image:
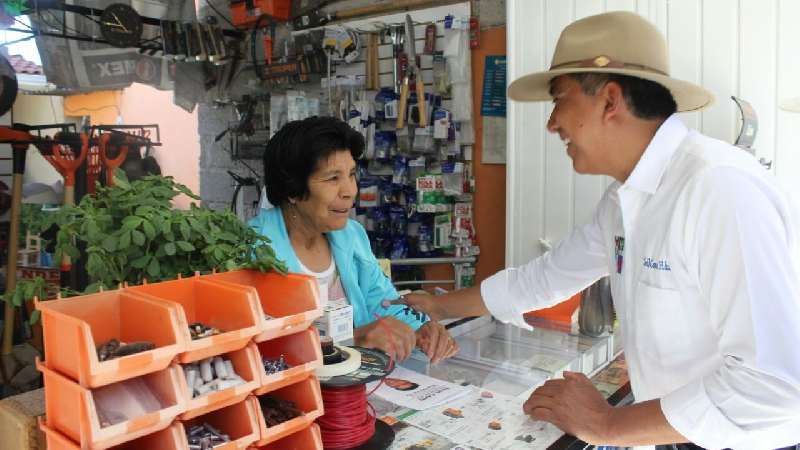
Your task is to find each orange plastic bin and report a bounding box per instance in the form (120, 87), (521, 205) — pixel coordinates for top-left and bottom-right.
(253, 375), (324, 447)
(251, 423), (322, 450)
(182, 396), (261, 449)
(253, 327), (322, 396)
(128, 274), (262, 363)
(38, 360), (186, 449)
(180, 343), (261, 420)
(40, 418), (189, 450)
(203, 270), (322, 342)
(35, 290), (185, 388)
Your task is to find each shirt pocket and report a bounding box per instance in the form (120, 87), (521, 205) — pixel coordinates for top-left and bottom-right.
(634, 279), (692, 367)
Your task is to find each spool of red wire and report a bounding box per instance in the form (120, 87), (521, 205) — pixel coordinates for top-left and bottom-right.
(316, 315), (397, 449)
(318, 384), (376, 449)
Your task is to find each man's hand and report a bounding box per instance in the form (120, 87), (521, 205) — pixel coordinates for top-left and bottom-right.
(523, 372), (613, 445)
(415, 321), (459, 364)
(383, 293), (445, 321)
(354, 316), (416, 361)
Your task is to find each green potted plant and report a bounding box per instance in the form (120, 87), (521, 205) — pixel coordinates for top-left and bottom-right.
(1, 172), (285, 356)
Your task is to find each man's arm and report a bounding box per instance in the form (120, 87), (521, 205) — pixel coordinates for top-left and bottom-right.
(388, 286), (488, 321)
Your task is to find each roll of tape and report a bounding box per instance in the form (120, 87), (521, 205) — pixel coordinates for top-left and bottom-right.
(315, 346), (362, 378)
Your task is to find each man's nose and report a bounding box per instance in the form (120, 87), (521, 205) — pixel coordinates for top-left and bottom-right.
(547, 111), (558, 133)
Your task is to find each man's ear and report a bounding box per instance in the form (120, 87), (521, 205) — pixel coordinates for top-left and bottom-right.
(600, 81), (626, 122)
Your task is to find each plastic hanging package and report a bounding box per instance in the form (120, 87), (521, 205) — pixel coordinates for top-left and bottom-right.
(392, 155), (408, 185)
(371, 207), (391, 236)
(396, 127), (412, 154)
(432, 52), (451, 96)
(375, 88), (396, 121)
(433, 109), (451, 140)
(444, 17), (470, 84)
(408, 156), (427, 181)
(450, 82), (472, 122)
(269, 94), (288, 137)
(391, 237), (409, 259)
(417, 223), (435, 255)
(358, 179), (379, 208)
(441, 162), (465, 196)
(389, 205), (408, 237)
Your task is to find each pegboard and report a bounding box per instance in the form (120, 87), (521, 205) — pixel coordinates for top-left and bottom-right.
(292, 2), (471, 92)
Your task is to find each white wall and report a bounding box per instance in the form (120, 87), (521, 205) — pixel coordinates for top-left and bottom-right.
(506, 0), (800, 266)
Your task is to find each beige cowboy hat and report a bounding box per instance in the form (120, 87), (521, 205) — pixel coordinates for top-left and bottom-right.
(507, 11), (714, 112)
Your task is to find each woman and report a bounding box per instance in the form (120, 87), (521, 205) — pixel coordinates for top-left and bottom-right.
(250, 116), (458, 363)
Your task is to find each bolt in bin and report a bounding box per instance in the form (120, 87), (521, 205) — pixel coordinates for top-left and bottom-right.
(35, 290), (186, 388)
(40, 418), (189, 450)
(127, 274), (262, 363)
(37, 360), (187, 449)
(182, 395), (261, 450)
(180, 343), (261, 420)
(252, 375), (324, 447)
(202, 270), (322, 342)
(250, 423), (322, 450)
(253, 327), (322, 396)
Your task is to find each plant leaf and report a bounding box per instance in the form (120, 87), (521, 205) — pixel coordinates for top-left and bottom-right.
(131, 255), (150, 269)
(164, 242), (176, 256)
(180, 222), (191, 240)
(142, 220), (156, 240)
(119, 231), (131, 249)
(147, 257), (160, 278)
(176, 241), (195, 252)
(132, 229), (146, 246)
(102, 235), (117, 252)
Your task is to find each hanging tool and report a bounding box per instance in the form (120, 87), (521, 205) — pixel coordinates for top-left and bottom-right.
(388, 25), (403, 93)
(86, 138), (102, 195)
(396, 14), (427, 129)
(423, 23), (437, 54)
(36, 131), (88, 288)
(39, 132), (89, 205)
(366, 32), (379, 90)
(0, 125), (32, 358)
(98, 132), (131, 186)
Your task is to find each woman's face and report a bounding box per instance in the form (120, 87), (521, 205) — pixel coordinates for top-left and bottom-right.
(291, 149), (357, 233)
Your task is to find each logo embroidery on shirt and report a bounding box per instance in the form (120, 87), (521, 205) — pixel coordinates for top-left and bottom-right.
(614, 236), (625, 274)
(642, 257), (671, 271)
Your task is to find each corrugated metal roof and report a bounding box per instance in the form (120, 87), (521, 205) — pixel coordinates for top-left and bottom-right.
(7, 54), (43, 75)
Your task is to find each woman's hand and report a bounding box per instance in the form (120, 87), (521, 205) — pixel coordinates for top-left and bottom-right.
(354, 316), (416, 361)
(415, 321), (459, 364)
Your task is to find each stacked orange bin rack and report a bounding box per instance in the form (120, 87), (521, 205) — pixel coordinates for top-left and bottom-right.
(35, 270), (326, 449)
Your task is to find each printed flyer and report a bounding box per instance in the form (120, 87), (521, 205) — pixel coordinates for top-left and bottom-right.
(403, 388), (563, 449)
(368, 366), (472, 411)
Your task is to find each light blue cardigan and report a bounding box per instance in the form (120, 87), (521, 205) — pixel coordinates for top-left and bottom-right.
(249, 207), (425, 330)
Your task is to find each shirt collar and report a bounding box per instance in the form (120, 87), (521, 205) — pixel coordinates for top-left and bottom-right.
(622, 114), (688, 194)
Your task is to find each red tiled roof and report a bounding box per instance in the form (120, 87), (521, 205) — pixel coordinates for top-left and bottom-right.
(7, 54), (43, 75)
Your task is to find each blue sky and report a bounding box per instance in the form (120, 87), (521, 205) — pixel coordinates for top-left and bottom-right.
(1, 16), (42, 64)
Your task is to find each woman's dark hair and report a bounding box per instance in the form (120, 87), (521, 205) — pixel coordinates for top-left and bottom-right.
(262, 116), (364, 206)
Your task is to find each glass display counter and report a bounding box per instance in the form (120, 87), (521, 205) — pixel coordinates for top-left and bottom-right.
(368, 319), (629, 450)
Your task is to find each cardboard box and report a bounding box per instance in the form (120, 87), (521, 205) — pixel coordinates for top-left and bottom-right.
(312, 299), (353, 344)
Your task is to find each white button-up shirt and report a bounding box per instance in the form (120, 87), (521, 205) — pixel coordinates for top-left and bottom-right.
(482, 115), (800, 449)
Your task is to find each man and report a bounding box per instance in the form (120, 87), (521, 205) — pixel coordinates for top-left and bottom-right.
(388, 11), (800, 449)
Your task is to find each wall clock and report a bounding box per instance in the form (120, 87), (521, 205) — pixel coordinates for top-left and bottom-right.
(100, 3), (143, 48)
